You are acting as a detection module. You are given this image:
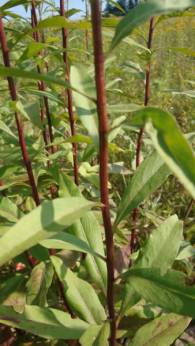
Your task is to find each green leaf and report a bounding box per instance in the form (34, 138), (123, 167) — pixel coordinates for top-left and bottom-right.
(70, 65), (98, 142)
(51, 256), (106, 324)
(110, 0), (195, 50)
(37, 16), (90, 30)
(124, 268), (195, 318)
(23, 102), (43, 129)
(0, 305), (88, 340)
(18, 42), (47, 62)
(171, 90), (195, 98)
(135, 215), (183, 274)
(0, 0), (29, 11)
(129, 313), (191, 346)
(0, 66), (95, 102)
(108, 103), (142, 114)
(26, 261), (54, 306)
(80, 322), (110, 346)
(3, 285), (26, 314)
(119, 284), (140, 318)
(168, 47), (195, 57)
(131, 107), (195, 199)
(115, 151), (170, 225)
(0, 197), (22, 223)
(69, 215), (108, 293)
(24, 88), (64, 105)
(120, 215), (182, 317)
(0, 119), (17, 139)
(108, 0), (126, 13)
(0, 275), (26, 305)
(40, 232), (105, 261)
(0, 197), (94, 267)
(58, 174), (107, 293)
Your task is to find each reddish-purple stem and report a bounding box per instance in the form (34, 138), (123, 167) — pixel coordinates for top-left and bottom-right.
(130, 17), (155, 255)
(90, 1), (116, 345)
(0, 16), (40, 267)
(60, 0), (79, 186)
(31, 0), (54, 154)
(0, 17), (40, 207)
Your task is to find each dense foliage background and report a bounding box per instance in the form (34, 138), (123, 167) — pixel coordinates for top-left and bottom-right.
(0, 0), (194, 345)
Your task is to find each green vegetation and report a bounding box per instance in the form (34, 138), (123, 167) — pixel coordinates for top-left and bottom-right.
(0, 0), (194, 345)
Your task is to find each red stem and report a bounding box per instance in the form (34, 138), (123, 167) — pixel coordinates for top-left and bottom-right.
(130, 17), (155, 256)
(60, 0), (79, 186)
(90, 1), (116, 345)
(0, 17), (40, 207)
(0, 16), (40, 267)
(31, 0), (54, 154)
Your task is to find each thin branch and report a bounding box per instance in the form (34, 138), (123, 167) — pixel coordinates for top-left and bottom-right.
(0, 16), (40, 267)
(0, 17), (40, 207)
(130, 17), (155, 256)
(60, 0), (79, 186)
(184, 198), (194, 220)
(90, 1), (116, 345)
(31, 0), (55, 154)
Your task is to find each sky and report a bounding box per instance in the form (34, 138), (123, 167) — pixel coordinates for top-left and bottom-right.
(1, 1), (86, 18)
(1, 1), (106, 18)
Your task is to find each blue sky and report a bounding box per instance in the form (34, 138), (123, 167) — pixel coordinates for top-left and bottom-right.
(2, 1), (106, 18)
(2, 1), (86, 18)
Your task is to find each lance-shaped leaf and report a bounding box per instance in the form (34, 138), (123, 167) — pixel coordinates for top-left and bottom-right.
(123, 268), (195, 318)
(0, 0), (29, 11)
(115, 151), (170, 225)
(111, 0), (195, 50)
(129, 313), (191, 346)
(135, 215), (183, 274)
(0, 305), (88, 340)
(51, 256), (106, 324)
(0, 120), (17, 139)
(0, 197), (94, 266)
(0, 275), (26, 305)
(40, 231), (106, 261)
(131, 107), (195, 199)
(0, 197), (22, 223)
(26, 261), (54, 306)
(58, 174), (107, 293)
(70, 65), (99, 142)
(0, 66), (94, 101)
(80, 322), (110, 346)
(120, 215), (182, 317)
(37, 16), (91, 30)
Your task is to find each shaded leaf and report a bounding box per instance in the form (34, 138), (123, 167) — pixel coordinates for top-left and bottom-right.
(135, 215), (183, 274)
(124, 268), (195, 318)
(129, 313), (191, 346)
(0, 197), (22, 223)
(26, 261), (54, 306)
(0, 119), (17, 139)
(80, 322), (110, 346)
(40, 232), (105, 261)
(58, 174), (107, 293)
(51, 256), (106, 324)
(0, 66), (95, 101)
(0, 305), (88, 340)
(115, 151), (170, 225)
